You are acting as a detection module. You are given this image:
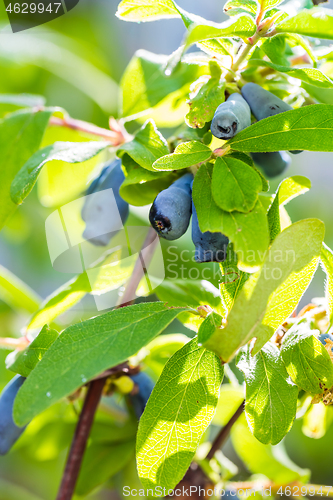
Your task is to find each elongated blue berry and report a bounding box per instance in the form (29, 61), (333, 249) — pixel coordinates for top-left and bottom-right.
(82, 158), (129, 246)
(128, 372), (155, 419)
(242, 83), (302, 154)
(0, 375), (27, 455)
(251, 152), (291, 178)
(241, 83), (292, 121)
(149, 173), (193, 240)
(192, 201), (229, 263)
(211, 93), (251, 140)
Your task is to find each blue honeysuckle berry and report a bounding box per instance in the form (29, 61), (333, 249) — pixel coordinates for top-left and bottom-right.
(241, 83), (293, 121)
(192, 201), (229, 263)
(149, 173), (193, 241)
(81, 158), (129, 246)
(0, 375), (27, 455)
(128, 372), (155, 420)
(211, 93), (251, 140)
(242, 83), (302, 155)
(251, 151), (291, 178)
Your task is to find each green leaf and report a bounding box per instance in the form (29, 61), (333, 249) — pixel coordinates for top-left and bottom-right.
(212, 157), (262, 213)
(219, 244), (249, 314)
(0, 109), (52, 229)
(248, 59), (333, 88)
(120, 50), (205, 120)
(223, 0), (257, 17)
(117, 119), (169, 171)
(0, 93), (45, 118)
(6, 325), (59, 378)
(197, 38), (235, 58)
(14, 302), (189, 426)
(238, 343), (298, 445)
(185, 15), (256, 49)
(192, 163), (270, 271)
(186, 61), (225, 129)
(261, 36), (289, 66)
(276, 7), (333, 39)
(10, 141), (111, 205)
(0, 264), (41, 314)
(153, 141), (212, 171)
(259, 0), (283, 10)
(116, 0), (180, 22)
(76, 441), (134, 495)
(229, 151), (269, 192)
(268, 176), (311, 241)
(198, 312), (223, 345)
(231, 415), (310, 484)
(136, 338), (224, 491)
(281, 320), (333, 394)
(120, 154), (177, 206)
(203, 219), (325, 362)
(166, 15), (255, 73)
(228, 104), (333, 152)
(154, 279), (224, 331)
(320, 243), (333, 329)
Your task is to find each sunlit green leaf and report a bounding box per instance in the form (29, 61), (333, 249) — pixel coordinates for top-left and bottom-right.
(136, 338), (223, 491)
(203, 219), (324, 362)
(116, 0), (180, 22)
(281, 320), (333, 394)
(238, 343), (298, 445)
(276, 8), (333, 39)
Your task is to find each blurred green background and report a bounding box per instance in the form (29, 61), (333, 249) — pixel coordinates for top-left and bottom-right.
(0, 0), (333, 498)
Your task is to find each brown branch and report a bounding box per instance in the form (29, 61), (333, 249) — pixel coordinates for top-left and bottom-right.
(206, 400), (245, 460)
(56, 377), (107, 500)
(56, 227), (159, 500)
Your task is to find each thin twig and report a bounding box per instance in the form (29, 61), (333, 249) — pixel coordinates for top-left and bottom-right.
(206, 400), (245, 460)
(49, 116), (128, 146)
(56, 377), (107, 500)
(56, 227), (159, 500)
(119, 227), (160, 306)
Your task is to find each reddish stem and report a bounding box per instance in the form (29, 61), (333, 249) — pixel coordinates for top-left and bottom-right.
(49, 116), (128, 146)
(56, 377), (107, 500)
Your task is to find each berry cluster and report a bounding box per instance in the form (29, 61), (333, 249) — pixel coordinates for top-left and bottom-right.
(80, 84), (300, 263)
